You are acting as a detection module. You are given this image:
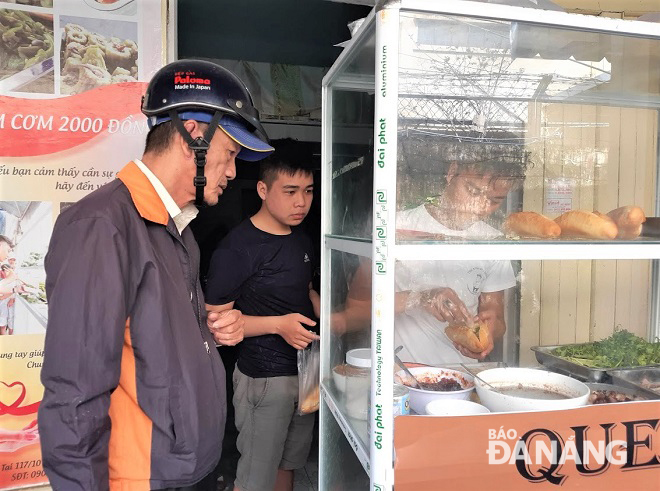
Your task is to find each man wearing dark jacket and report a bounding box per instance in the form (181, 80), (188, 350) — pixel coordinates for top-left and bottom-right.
(38, 60), (274, 491)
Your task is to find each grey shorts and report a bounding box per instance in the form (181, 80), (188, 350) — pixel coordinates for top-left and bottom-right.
(232, 366), (315, 491)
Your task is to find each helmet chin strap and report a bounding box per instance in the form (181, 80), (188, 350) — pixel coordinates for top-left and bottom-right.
(169, 110), (223, 207)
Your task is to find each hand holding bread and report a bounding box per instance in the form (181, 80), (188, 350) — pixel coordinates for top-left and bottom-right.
(445, 323), (490, 354)
(410, 288), (472, 325)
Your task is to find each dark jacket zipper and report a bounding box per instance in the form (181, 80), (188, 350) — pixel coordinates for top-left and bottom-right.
(167, 224), (211, 356)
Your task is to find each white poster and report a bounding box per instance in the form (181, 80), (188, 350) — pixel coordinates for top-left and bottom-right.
(0, 1), (167, 488)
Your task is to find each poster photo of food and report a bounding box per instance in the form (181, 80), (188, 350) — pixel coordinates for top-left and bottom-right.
(0, 1), (52, 8)
(56, 0), (137, 18)
(0, 201), (51, 336)
(59, 14), (137, 95)
(0, 8), (54, 94)
(83, 0), (136, 16)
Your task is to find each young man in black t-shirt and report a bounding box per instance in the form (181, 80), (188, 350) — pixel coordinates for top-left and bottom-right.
(204, 147), (319, 491)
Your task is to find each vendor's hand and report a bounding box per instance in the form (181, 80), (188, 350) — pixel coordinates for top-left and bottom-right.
(452, 314), (495, 360)
(276, 313), (319, 350)
(419, 288), (472, 325)
(330, 311), (347, 337)
(207, 309), (244, 346)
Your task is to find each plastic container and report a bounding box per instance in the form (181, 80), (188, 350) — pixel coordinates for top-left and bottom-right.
(343, 348), (371, 420)
(393, 383), (410, 417)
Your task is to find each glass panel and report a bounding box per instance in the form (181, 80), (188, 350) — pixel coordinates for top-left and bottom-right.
(444, 0), (565, 9)
(334, 21), (376, 81)
(330, 89), (374, 239)
(323, 250), (372, 447)
(396, 12), (660, 243)
(327, 23), (375, 240)
(392, 258), (656, 373)
(320, 400), (371, 490)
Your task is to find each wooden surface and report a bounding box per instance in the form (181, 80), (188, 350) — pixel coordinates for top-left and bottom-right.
(519, 102), (657, 366)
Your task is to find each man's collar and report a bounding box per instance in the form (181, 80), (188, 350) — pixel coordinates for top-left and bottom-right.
(133, 159), (182, 220)
(117, 161), (169, 226)
(118, 160), (198, 233)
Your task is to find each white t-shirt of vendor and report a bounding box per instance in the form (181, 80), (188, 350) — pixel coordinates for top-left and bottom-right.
(396, 203), (503, 239)
(394, 205), (516, 365)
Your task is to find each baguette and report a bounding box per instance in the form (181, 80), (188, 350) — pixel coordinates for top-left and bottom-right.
(555, 210), (618, 240)
(300, 386), (319, 414)
(445, 323), (489, 353)
(503, 212), (561, 238)
(607, 205), (646, 229)
(606, 206), (646, 239)
(593, 211), (617, 227)
(616, 223), (643, 240)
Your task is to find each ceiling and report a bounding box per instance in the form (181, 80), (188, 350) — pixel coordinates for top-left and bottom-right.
(325, 0), (659, 17)
(177, 0), (372, 67)
(177, 1), (657, 68)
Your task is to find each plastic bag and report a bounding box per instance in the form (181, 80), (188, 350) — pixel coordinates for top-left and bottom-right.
(297, 339), (320, 415)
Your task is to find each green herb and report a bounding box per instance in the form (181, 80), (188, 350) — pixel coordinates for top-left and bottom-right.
(551, 330), (660, 368)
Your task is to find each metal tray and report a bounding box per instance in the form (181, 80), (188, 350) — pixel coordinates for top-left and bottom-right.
(607, 367), (660, 400)
(531, 345), (610, 382)
(586, 383), (657, 404)
(532, 344), (660, 382)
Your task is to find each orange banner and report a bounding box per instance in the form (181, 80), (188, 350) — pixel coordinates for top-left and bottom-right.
(395, 401), (660, 490)
(0, 82), (146, 157)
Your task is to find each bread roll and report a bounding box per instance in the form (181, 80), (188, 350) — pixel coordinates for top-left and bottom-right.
(503, 212), (561, 238)
(445, 323), (489, 353)
(606, 206), (646, 239)
(555, 210), (618, 240)
(616, 223), (643, 240)
(607, 206), (646, 229)
(300, 386), (319, 414)
(593, 211), (617, 227)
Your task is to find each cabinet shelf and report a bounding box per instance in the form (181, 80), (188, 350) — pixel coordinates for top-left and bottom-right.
(395, 242), (660, 261)
(321, 383), (370, 475)
(326, 235), (660, 260)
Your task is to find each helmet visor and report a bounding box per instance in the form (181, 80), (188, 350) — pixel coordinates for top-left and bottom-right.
(149, 110), (274, 162)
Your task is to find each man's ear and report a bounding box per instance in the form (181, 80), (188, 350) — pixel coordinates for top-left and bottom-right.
(256, 180), (268, 200)
(446, 162), (459, 184)
(178, 119), (201, 159)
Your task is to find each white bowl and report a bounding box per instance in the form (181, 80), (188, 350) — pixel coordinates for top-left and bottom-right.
(475, 367), (590, 413)
(425, 399), (490, 416)
(395, 367), (475, 414)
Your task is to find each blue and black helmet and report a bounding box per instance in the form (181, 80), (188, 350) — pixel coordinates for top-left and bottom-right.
(142, 59), (273, 205)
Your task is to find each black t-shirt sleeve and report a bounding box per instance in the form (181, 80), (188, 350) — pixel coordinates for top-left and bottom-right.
(204, 243), (253, 306)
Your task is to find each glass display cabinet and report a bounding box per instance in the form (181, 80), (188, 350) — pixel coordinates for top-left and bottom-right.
(319, 1), (660, 490)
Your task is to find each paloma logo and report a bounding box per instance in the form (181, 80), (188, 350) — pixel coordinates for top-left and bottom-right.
(174, 75), (211, 85)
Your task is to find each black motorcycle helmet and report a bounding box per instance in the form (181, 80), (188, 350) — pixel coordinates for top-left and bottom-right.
(142, 59), (273, 206)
